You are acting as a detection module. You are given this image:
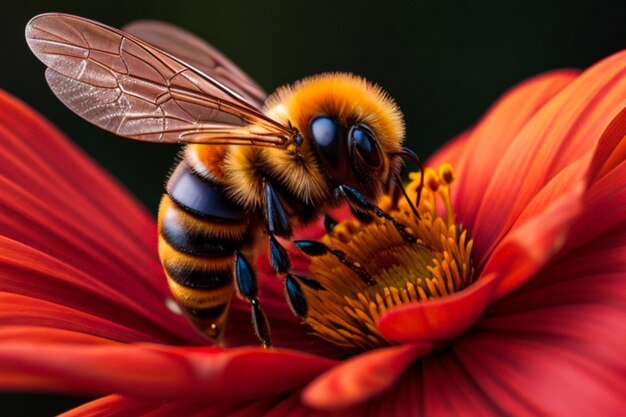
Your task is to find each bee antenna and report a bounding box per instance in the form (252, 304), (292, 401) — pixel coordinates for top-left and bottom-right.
(377, 172), (420, 220)
(393, 171), (421, 220)
(391, 147), (425, 208)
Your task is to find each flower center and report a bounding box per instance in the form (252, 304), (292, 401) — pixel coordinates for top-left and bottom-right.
(303, 164), (474, 351)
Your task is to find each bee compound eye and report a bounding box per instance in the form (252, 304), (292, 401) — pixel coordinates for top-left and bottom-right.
(310, 116), (343, 149)
(309, 116), (351, 177)
(350, 126), (382, 170)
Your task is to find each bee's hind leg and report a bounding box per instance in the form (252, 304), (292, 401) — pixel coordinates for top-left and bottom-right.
(234, 251), (272, 348)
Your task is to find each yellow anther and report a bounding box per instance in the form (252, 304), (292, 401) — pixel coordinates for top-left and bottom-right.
(408, 171), (422, 183)
(439, 163), (456, 185)
(302, 164), (474, 351)
(424, 168), (440, 192)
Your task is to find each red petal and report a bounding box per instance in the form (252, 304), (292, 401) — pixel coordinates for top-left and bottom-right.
(587, 106), (626, 183)
(486, 163), (626, 316)
(63, 392), (368, 417)
(0, 90), (153, 257)
(458, 185), (626, 417)
(485, 120), (626, 300)
(562, 159), (626, 253)
(419, 351), (504, 417)
(0, 235), (202, 344)
(454, 327), (626, 417)
(471, 51), (626, 262)
(0, 292), (168, 344)
(430, 70), (578, 253)
(61, 395), (279, 417)
(302, 343), (430, 411)
(376, 273), (497, 343)
(484, 185), (583, 300)
(0, 331), (335, 402)
(0, 91), (203, 344)
(61, 395), (165, 417)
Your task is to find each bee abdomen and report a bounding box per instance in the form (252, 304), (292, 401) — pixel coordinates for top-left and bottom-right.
(158, 162), (252, 339)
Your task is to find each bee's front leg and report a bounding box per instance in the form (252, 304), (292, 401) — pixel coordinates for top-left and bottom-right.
(232, 181), (292, 349)
(262, 182), (331, 325)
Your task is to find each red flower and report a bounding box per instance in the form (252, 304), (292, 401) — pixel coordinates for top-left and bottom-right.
(1, 49), (626, 416)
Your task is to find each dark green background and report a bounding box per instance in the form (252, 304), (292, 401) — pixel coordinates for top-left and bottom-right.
(2, 0), (626, 415)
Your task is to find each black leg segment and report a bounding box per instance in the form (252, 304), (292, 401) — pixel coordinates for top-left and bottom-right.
(250, 298), (271, 348)
(294, 240), (376, 286)
(264, 181), (292, 237)
(338, 185), (417, 244)
(285, 274), (307, 319)
(269, 235), (291, 274)
(324, 213), (338, 233)
(234, 251), (272, 347)
(264, 181), (295, 275)
(285, 273), (326, 320)
(234, 251), (257, 298)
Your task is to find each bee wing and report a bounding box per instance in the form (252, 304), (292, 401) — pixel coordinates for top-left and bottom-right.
(122, 19), (267, 109)
(25, 13), (291, 146)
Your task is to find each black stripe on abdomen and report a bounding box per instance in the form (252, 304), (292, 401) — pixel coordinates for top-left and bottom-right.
(167, 163), (244, 222)
(188, 304), (228, 320)
(163, 261), (233, 290)
(161, 203), (244, 258)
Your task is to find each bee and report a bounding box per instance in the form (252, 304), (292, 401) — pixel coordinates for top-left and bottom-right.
(26, 13), (422, 347)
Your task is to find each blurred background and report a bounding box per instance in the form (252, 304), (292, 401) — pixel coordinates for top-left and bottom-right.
(2, 0), (626, 414)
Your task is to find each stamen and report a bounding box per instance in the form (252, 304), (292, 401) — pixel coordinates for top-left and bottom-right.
(295, 164), (474, 351)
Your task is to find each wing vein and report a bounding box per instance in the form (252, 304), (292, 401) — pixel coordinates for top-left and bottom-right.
(27, 13), (292, 146)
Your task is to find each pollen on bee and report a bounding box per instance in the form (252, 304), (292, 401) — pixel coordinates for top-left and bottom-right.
(207, 323), (220, 339)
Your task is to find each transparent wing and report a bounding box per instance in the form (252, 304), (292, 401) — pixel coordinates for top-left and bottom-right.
(25, 13), (292, 146)
(123, 19), (267, 109)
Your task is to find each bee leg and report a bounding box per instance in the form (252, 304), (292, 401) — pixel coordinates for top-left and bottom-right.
(285, 274), (307, 319)
(350, 205), (376, 223)
(284, 273), (326, 319)
(294, 240), (376, 286)
(264, 181), (293, 274)
(234, 251), (272, 348)
(269, 235), (290, 273)
(337, 185), (417, 244)
(264, 181), (292, 237)
(323, 213), (338, 233)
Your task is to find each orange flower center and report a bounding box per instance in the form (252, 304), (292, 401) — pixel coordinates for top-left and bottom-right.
(303, 164), (475, 351)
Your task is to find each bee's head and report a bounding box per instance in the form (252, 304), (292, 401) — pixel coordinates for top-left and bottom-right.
(308, 116), (392, 198)
(267, 72), (406, 200)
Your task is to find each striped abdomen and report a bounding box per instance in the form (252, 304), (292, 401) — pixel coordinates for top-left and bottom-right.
(158, 159), (256, 340)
